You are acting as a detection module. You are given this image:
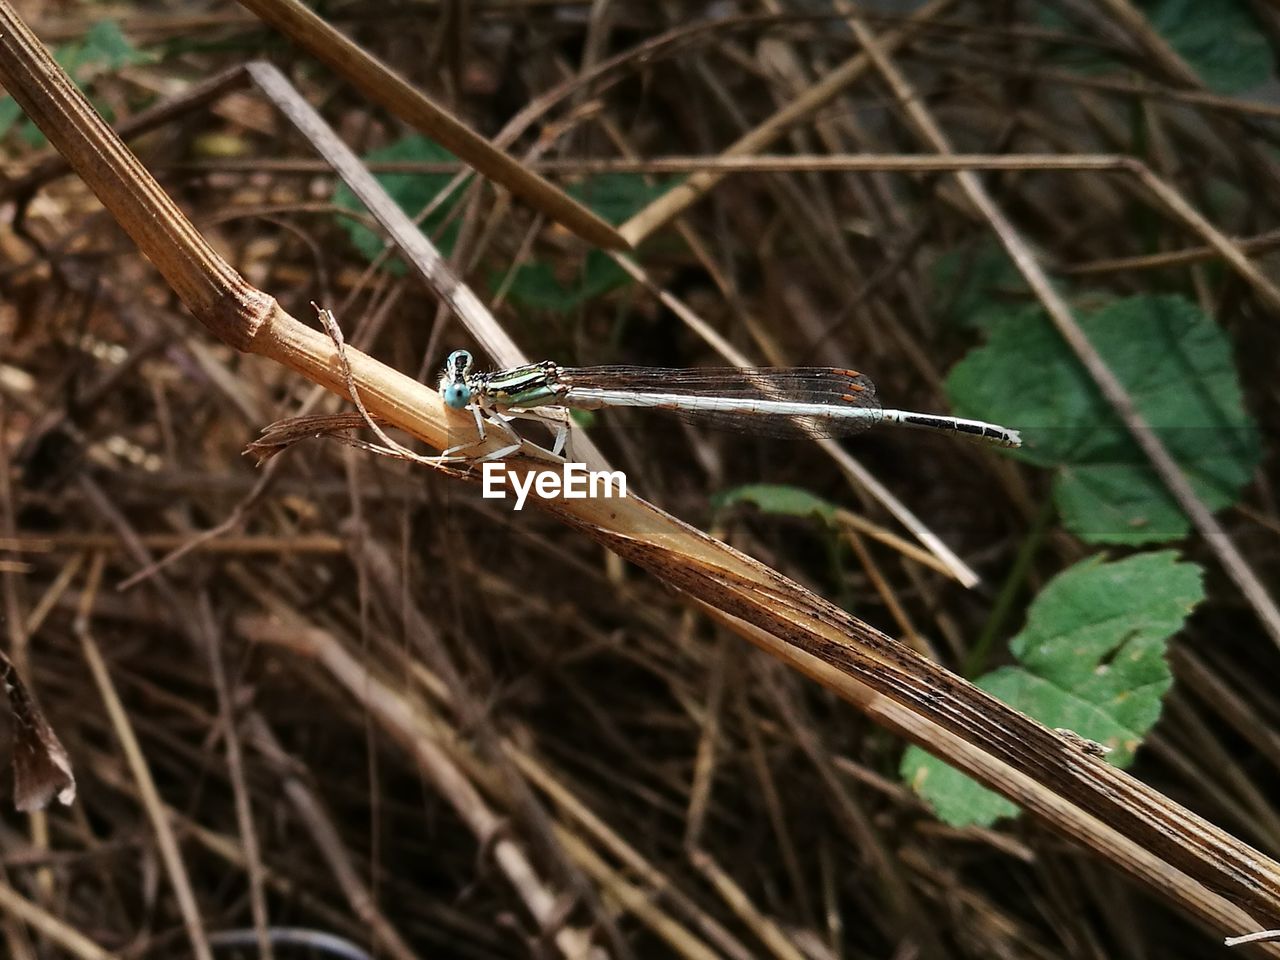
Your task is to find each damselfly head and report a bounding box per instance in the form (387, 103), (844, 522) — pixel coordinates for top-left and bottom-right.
(440, 350), (474, 409)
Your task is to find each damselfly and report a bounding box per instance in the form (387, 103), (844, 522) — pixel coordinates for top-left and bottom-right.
(439, 350), (1021, 457)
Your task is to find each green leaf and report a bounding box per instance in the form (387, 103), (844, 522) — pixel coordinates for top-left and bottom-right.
(929, 239), (1028, 330)
(19, 119), (48, 149)
(946, 294), (1260, 544)
(712, 484), (839, 523)
(0, 98), (23, 140)
(3, 20), (150, 147)
(503, 174), (674, 310)
(81, 20), (152, 70)
(1036, 0), (1271, 94)
(1139, 0), (1271, 94)
(567, 174), (672, 226)
(501, 251), (631, 311)
(53, 32), (96, 78)
(331, 135), (462, 270)
(497, 261), (574, 311)
(902, 551), (1204, 827)
(901, 753), (1019, 826)
(56, 20), (151, 79)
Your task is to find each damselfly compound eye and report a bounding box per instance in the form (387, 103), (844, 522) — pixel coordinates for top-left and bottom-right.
(442, 382), (471, 409)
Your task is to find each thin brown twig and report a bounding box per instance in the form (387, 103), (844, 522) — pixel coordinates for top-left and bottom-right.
(485, 709), (758, 960)
(345, 529), (631, 955)
(232, 0), (626, 250)
(618, 0), (959, 245)
(1062, 228), (1280, 276)
(245, 714), (422, 960)
(202, 150), (1277, 309)
(0, 534), (345, 554)
(0, 65), (252, 204)
(232, 598), (601, 960)
(923, 50), (1280, 120)
(0, 882), (117, 960)
(74, 553), (214, 960)
(687, 848), (809, 960)
(195, 594), (273, 960)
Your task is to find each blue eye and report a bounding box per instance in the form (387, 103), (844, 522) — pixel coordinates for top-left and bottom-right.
(442, 382), (471, 409)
